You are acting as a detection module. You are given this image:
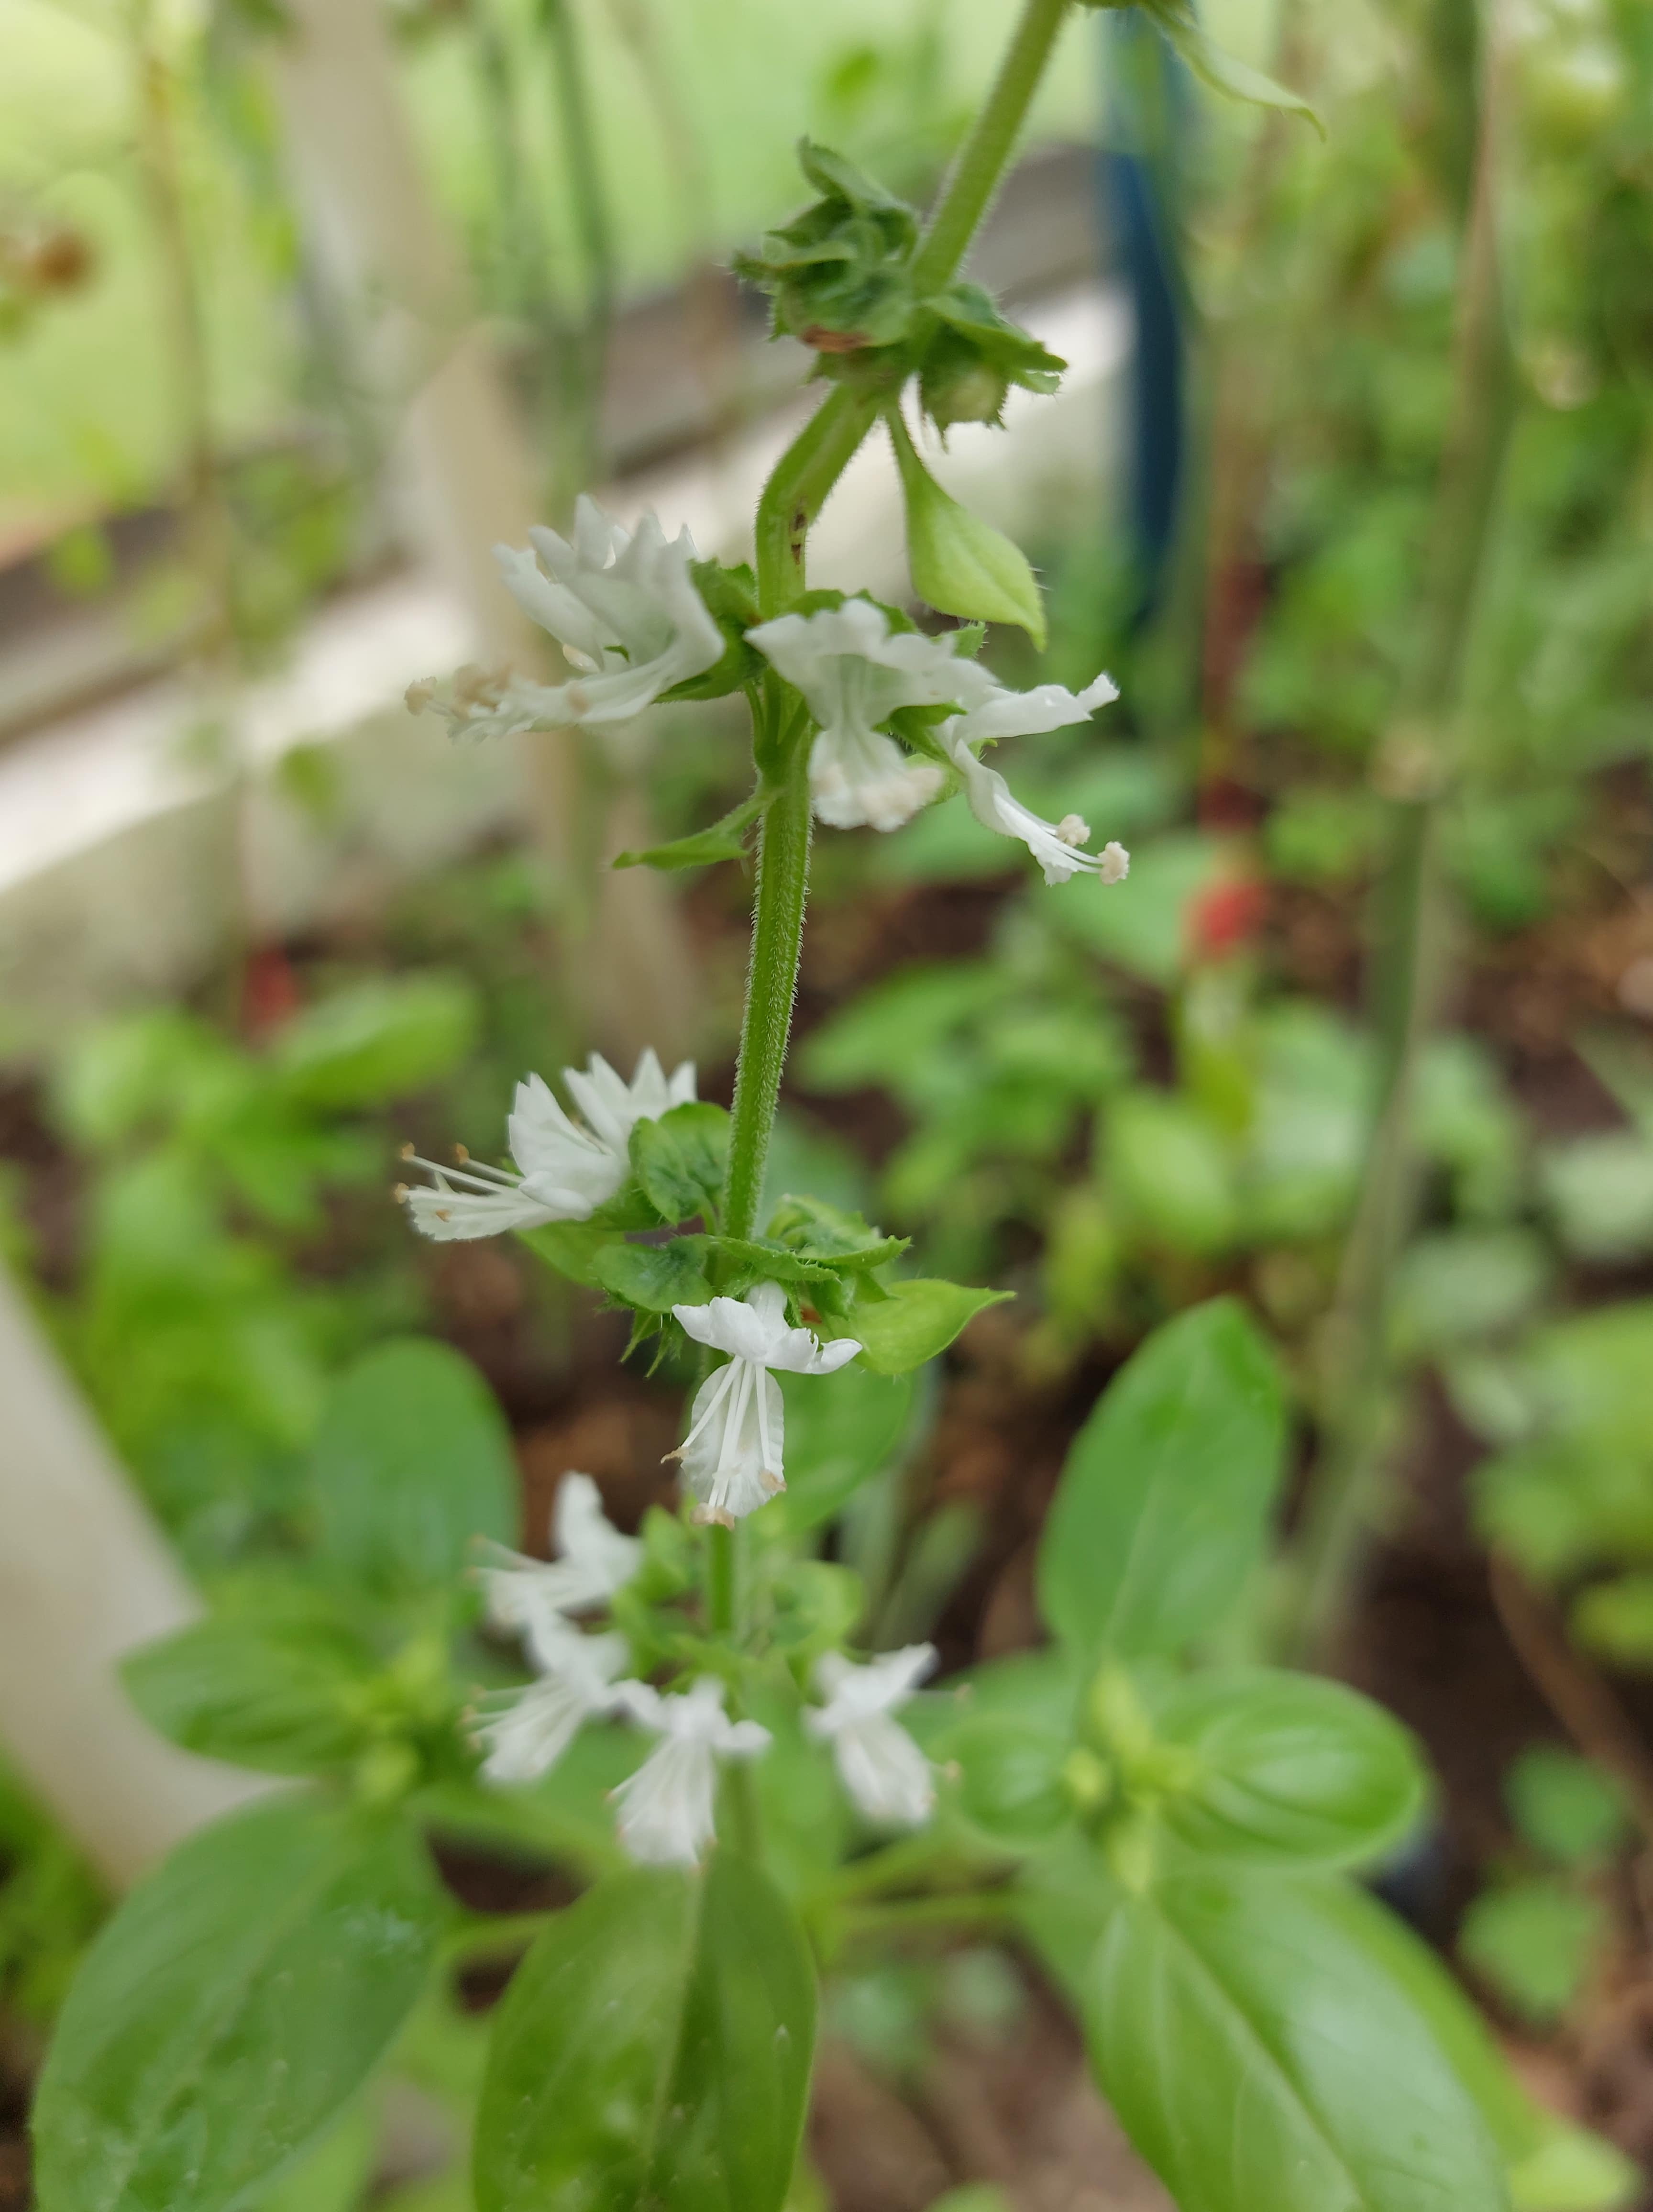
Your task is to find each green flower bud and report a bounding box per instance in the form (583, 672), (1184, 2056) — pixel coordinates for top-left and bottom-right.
(1062, 1745), (1113, 1815)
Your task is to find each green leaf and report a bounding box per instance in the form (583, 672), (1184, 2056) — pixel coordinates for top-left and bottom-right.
(833, 1278), (1011, 1375)
(614, 794), (766, 872)
(1036, 1298), (1287, 1663)
(766, 1193), (907, 1270)
(1459, 1880), (1605, 2028)
(516, 1218), (611, 1285)
(1104, 1091), (1240, 1255)
(1571, 1571), (1653, 1666)
(1506, 1749), (1628, 1868)
(592, 1235), (715, 1313)
(1155, 1670), (1426, 1870)
(631, 1104), (730, 1224)
(1084, 1870), (1508, 2212)
(771, 1362), (915, 1533)
(473, 1857), (816, 2212)
(121, 1614), (380, 1776)
(950, 1717), (1072, 1841)
(32, 1797), (442, 2212)
(889, 414), (1045, 644)
(1509, 2120), (1641, 2212)
(1143, 0), (1323, 133)
(312, 1339), (516, 1597)
(271, 975), (479, 1108)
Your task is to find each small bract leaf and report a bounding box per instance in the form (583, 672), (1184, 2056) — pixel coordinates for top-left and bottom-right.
(1143, 0), (1323, 134)
(631, 1103), (730, 1224)
(889, 414), (1046, 644)
(592, 1235), (715, 1314)
(614, 793), (766, 872)
(836, 1278), (1011, 1375)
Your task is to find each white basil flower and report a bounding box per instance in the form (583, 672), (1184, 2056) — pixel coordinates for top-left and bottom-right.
(940, 721), (1130, 888)
(408, 497), (723, 738)
(746, 598), (966, 830)
(610, 1676), (771, 1867)
(400, 1047), (695, 1242)
(669, 1282), (861, 1524)
(473, 1623), (631, 1785)
(476, 1474), (642, 1654)
(806, 1644), (938, 1828)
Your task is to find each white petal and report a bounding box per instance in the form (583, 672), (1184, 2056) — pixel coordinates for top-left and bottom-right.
(611, 1735), (717, 1864)
(948, 668), (1119, 744)
(810, 1644), (937, 1728)
(562, 1054), (638, 1155)
(810, 726), (944, 831)
(507, 1073), (624, 1213)
(673, 1291), (776, 1362)
(941, 727), (1129, 888)
(677, 1361), (785, 1522)
(493, 542), (609, 667)
(553, 1473), (643, 1595)
(402, 1179), (560, 1242)
(832, 1715), (935, 1828)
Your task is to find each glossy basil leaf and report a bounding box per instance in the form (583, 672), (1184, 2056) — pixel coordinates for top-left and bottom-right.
(593, 1235), (715, 1314)
(1036, 1298), (1286, 1663)
(312, 1339), (516, 1596)
(614, 793), (766, 871)
(770, 1362), (915, 1533)
(474, 1857), (815, 2212)
(1083, 1870), (1508, 2212)
(1155, 1670), (1426, 1870)
(121, 1614), (379, 1776)
(631, 1105), (730, 1225)
(834, 1278), (1011, 1375)
(33, 1797), (442, 2212)
(951, 1717), (1072, 1841)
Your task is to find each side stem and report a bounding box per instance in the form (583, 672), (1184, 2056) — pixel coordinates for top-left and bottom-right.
(1281, 0), (1515, 1662)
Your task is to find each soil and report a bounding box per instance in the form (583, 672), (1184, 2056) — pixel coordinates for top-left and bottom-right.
(9, 793), (1653, 2209)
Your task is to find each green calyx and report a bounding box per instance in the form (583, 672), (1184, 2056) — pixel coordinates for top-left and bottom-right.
(734, 140), (1066, 440)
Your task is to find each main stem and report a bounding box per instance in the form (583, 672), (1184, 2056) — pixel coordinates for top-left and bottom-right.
(712, 0), (1074, 1628)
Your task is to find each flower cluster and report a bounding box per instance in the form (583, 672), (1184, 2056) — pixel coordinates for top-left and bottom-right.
(408, 498), (1130, 889)
(397, 1047), (695, 1240)
(474, 1472), (937, 1865)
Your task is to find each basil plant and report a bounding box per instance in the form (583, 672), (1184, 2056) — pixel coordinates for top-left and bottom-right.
(28, 7), (1604, 2211)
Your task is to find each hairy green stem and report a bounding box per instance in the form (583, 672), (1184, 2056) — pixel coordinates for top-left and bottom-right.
(751, 0), (1071, 619)
(754, 386), (881, 617)
(708, 0), (1076, 1659)
(909, 0), (1071, 294)
(721, 751), (814, 1243)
